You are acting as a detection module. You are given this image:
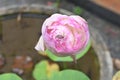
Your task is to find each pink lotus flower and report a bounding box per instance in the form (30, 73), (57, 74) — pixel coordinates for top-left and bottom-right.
(35, 13), (90, 59)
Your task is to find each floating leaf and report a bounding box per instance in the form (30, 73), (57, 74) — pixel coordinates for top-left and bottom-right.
(0, 73), (22, 80)
(46, 41), (91, 62)
(33, 61), (90, 80)
(33, 60), (59, 80)
(50, 70), (90, 80)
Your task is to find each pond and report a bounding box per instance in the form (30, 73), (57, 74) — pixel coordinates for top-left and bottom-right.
(0, 13), (100, 80)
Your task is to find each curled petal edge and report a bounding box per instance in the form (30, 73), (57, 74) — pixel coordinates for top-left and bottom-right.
(35, 36), (46, 56)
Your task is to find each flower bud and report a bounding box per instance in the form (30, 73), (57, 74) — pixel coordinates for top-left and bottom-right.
(35, 13), (90, 58)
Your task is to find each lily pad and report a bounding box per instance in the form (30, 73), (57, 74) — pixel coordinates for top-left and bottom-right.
(46, 40), (91, 62)
(33, 61), (90, 80)
(0, 73), (22, 80)
(50, 70), (90, 80)
(33, 60), (59, 80)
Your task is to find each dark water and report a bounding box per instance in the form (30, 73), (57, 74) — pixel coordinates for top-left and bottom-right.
(0, 13), (100, 80)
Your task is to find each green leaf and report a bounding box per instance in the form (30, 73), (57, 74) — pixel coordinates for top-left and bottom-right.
(50, 70), (90, 80)
(33, 60), (59, 80)
(33, 60), (48, 80)
(45, 40), (91, 62)
(0, 73), (22, 80)
(73, 6), (83, 15)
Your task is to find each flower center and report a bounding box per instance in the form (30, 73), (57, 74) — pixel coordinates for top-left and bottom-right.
(55, 35), (64, 39)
